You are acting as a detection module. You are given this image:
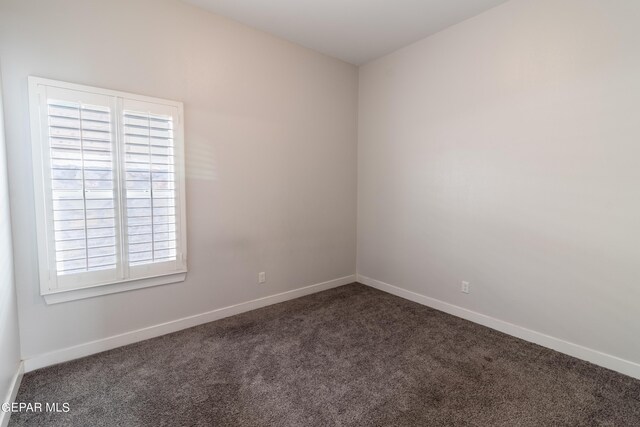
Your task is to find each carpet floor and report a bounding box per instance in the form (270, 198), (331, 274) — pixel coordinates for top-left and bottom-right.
(10, 283), (640, 426)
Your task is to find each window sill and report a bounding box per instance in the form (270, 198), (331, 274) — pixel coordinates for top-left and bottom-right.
(42, 271), (187, 305)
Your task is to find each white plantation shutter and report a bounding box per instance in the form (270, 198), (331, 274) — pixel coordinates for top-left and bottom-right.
(41, 87), (121, 289)
(122, 99), (183, 276)
(29, 78), (186, 302)
(49, 101), (117, 275)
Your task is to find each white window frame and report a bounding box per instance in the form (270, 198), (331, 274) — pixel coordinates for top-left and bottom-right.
(29, 77), (187, 304)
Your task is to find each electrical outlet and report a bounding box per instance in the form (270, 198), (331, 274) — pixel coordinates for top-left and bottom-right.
(258, 272), (266, 284)
(461, 281), (470, 294)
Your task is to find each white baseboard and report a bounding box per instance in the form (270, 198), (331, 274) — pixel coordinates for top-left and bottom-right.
(357, 274), (640, 380)
(23, 275), (356, 373)
(0, 362), (24, 427)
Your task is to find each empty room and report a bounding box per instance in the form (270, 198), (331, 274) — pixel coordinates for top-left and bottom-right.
(1, 0), (639, 425)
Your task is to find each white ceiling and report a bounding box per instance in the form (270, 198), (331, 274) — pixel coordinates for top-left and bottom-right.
(183, 0), (509, 65)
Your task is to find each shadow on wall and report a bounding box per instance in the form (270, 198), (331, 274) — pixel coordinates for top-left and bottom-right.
(186, 137), (218, 181)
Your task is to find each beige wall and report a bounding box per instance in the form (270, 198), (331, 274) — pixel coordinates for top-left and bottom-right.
(0, 0), (357, 360)
(0, 69), (21, 418)
(358, 0), (640, 372)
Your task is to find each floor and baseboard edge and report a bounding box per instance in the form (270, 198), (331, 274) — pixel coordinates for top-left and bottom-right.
(0, 362), (24, 427)
(357, 274), (640, 380)
(23, 275), (356, 373)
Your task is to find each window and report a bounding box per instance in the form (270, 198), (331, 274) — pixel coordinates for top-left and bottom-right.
(29, 77), (187, 303)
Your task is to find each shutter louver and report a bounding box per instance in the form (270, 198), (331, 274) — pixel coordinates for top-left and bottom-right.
(47, 99), (118, 275)
(123, 110), (178, 266)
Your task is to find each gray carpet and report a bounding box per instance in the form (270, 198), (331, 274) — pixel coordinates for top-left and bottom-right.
(9, 283), (640, 426)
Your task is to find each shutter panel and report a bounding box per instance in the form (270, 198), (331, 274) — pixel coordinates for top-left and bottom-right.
(123, 107), (178, 267)
(46, 98), (119, 276)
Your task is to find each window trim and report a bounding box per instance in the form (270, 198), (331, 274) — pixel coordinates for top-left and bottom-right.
(28, 76), (188, 304)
